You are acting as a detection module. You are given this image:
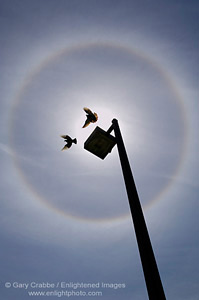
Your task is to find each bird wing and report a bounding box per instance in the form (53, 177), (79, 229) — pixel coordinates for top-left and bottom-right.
(83, 107), (93, 116)
(82, 119), (91, 128)
(60, 135), (71, 140)
(61, 144), (70, 151)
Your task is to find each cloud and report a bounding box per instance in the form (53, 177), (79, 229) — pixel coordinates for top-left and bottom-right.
(0, 142), (13, 156)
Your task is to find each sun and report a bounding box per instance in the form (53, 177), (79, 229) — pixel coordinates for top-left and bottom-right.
(55, 97), (139, 168)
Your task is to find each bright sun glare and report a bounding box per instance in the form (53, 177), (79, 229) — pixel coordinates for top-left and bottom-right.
(73, 105), (128, 147)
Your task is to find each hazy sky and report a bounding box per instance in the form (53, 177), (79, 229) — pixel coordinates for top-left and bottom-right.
(0, 1), (198, 299)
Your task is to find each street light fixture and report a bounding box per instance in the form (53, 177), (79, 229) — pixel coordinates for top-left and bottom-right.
(84, 119), (166, 300)
(84, 126), (116, 159)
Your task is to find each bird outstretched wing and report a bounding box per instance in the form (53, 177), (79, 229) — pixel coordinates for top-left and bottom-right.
(61, 144), (70, 151)
(60, 135), (71, 140)
(83, 107), (93, 115)
(82, 119), (91, 128)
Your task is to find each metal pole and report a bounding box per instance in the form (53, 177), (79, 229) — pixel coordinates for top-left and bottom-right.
(112, 119), (166, 300)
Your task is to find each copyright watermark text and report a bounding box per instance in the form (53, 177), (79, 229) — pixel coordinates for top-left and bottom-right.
(3, 281), (126, 297)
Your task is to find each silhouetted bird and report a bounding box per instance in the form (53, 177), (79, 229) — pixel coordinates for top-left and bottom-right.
(60, 135), (77, 151)
(82, 107), (98, 128)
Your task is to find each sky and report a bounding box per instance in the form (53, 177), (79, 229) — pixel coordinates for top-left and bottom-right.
(0, 0), (198, 299)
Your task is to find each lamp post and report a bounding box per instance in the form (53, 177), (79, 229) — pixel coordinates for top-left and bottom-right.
(84, 119), (166, 300)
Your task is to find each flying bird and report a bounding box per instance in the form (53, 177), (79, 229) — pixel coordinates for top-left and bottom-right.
(82, 107), (98, 128)
(60, 135), (77, 151)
